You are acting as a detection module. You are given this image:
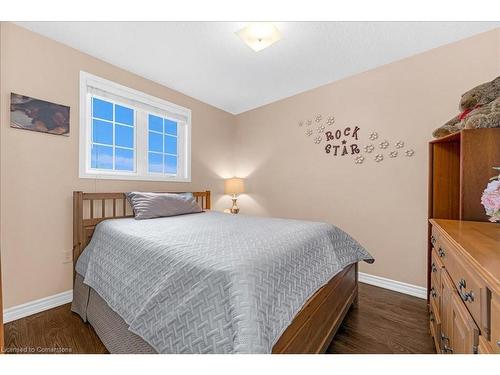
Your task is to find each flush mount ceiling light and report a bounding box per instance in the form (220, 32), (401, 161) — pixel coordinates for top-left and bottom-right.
(236, 22), (282, 52)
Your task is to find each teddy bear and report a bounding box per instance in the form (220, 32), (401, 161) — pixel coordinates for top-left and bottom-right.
(432, 75), (500, 138)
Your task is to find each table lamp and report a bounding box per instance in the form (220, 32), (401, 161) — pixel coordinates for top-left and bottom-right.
(224, 178), (245, 214)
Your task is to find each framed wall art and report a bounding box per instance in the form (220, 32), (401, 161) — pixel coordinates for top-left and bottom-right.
(10, 93), (70, 136)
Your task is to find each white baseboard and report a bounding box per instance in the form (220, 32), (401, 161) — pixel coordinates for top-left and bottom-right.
(2, 273), (424, 323)
(3, 290), (73, 323)
(358, 272), (427, 299)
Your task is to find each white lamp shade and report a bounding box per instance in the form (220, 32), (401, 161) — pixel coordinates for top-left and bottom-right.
(224, 178), (245, 195)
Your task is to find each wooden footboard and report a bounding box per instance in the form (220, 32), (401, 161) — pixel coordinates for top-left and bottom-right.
(272, 263), (357, 353)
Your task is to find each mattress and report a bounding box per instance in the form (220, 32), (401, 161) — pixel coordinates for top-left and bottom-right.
(75, 211), (373, 353)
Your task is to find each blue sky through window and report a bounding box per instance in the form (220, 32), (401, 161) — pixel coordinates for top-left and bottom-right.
(91, 97), (135, 171)
(148, 114), (178, 174)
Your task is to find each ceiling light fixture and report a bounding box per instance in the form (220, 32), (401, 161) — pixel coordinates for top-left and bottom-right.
(236, 22), (281, 52)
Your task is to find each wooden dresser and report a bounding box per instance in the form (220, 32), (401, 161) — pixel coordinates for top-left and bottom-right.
(428, 128), (500, 354)
(429, 219), (500, 354)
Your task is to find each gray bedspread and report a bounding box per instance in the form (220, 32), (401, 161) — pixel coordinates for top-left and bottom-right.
(76, 211), (373, 353)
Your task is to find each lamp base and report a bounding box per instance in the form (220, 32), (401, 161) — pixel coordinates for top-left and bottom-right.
(230, 197), (240, 214)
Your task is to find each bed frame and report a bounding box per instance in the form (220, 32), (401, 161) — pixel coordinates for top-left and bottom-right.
(72, 190), (358, 354)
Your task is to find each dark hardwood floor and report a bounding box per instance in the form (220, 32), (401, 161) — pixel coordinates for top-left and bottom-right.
(4, 283), (435, 354)
(327, 283), (435, 354)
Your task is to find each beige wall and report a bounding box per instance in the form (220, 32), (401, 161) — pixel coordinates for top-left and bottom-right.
(1, 23), (498, 309)
(234, 28), (500, 288)
(0, 23), (236, 308)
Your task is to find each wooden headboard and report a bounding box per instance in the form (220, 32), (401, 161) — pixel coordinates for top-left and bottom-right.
(72, 191), (211, 278)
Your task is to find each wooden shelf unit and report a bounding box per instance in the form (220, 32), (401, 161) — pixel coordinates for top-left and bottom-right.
(427, 127), (500, 297)
(428, 128), (500, 222)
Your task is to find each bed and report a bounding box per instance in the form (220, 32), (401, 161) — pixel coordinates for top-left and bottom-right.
(72, 191), (373, 354)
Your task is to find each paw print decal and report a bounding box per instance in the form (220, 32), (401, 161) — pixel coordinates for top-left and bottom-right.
(379, 140), (389, 149)
(314, 135), (322, 144)
(317, 124), (325, 133)
(305, 129), (313, 136)
(369, 132), (378, 141)
(389, 151), (398, 158)
(374, 154), (384, 162)
(364, 144), (375, 153)
(315, 114), (322, 123)
(395, 141), (404, 149)
(405, 149), (415, 157)
(326, 116), (335, 126)
(354, 155), (364, 164)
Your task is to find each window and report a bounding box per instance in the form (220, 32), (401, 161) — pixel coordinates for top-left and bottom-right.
(148, 115), (178, 175)
(80, 71), (191, 181)
(91, 98), (135, 171)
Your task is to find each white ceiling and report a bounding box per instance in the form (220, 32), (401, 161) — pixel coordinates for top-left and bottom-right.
(16, 22), (499, 114)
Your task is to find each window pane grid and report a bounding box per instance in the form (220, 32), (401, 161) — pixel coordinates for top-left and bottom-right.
(91, 97), (135, 172)
(114, 122), (134, 128)
(148, 114), (178, 175)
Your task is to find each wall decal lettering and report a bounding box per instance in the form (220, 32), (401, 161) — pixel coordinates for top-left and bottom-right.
(297, 114), (416, 165)
(323, 126), (361, 157)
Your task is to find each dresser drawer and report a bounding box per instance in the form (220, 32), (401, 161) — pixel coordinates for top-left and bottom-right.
(430, 274), (441, 316)
(491, 293), (500, 354)
(431, 249), (444, 292)
(430, 226), (440, 248)
(429, 298), (441, 353)
(437, 236), (483, 326)
(449, 290), (479, 354)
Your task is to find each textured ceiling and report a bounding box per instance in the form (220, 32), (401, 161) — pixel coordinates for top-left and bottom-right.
(16, 22), (499, 114)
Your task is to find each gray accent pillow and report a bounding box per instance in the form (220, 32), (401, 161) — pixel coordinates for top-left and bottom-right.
(125, 192), (202, 220)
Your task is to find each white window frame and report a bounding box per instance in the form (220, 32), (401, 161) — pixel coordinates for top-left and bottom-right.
(79, 71), (191, 182)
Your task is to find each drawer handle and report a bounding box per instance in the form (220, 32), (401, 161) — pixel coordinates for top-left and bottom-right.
(458, 279), (475, 303)
(438, 247), (445, 258)
(431, 263), (437, 273)
(430, 287), (437, 298)
(431, 235), (436, 246)
(497, 340), (500, 348)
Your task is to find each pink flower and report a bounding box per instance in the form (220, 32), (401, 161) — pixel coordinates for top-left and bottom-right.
(481, 191), (500, 211)
(484, 179), (500, 193)
(481, 178), (500, 222)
